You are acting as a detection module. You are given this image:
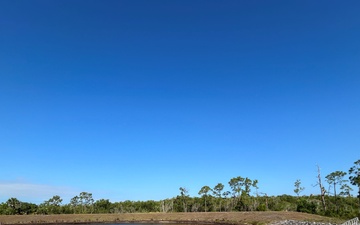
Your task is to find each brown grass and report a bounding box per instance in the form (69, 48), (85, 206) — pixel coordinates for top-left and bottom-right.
(0, 212), (344, 225)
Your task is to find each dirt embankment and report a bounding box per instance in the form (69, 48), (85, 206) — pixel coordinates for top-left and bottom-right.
(0, 212), (343, 225)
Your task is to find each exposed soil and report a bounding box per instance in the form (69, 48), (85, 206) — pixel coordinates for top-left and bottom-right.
(0, 212), (344, 225)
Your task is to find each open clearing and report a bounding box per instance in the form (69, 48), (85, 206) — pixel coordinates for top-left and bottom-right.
(0, 212), (344, 225)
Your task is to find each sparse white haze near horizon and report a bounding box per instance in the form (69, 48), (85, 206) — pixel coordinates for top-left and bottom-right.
(0, 0), (359, 204)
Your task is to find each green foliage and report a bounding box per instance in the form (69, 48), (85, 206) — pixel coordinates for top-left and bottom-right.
(40, 195), (63, 214)
(94, 199), (112, 213)
(257, 203), (267, 211)
(326, 171), (347, 198)
(0, 202), (7, 214)
(6, 198), (22, 215)
(1, 161), (360, 219)
(296, 198), (317, 214)
(111, 200), (160, 213)
(229, 176), (245, 197)
(160, 198), (174, 213)
(213, 183), (224, 212)
(198, 185), (211, 196)
(294, 179), (305, 197)
(198, 185), (212, 212)
(349, 160), (360, 201)
(228, 176), (258, 211)
(339, 184), (353, 197)
(179, 187), (189, 212)
(0, 194), (359, 218)
(2, 198), (37, 215)
(79, 192), (94, 213)
(213, 183), (224, 197)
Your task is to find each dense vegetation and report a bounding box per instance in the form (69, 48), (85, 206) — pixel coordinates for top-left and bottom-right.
(1, 160), (359, 219)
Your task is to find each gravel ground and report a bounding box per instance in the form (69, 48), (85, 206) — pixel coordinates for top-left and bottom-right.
(270, 220), (339, 225)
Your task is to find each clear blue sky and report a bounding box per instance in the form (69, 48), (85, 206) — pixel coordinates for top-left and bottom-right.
(0, 0), (359, 204)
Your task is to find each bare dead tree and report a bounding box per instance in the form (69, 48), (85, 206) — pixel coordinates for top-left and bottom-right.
(315, 165), (327, 212)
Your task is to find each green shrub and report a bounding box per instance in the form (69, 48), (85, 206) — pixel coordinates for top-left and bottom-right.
(296, 199), (316, 214)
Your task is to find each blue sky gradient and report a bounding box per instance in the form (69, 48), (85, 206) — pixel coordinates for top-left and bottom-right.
(1, 1), (359, 204)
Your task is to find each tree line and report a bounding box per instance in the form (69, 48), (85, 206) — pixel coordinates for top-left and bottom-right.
(1, 160), (359, 219)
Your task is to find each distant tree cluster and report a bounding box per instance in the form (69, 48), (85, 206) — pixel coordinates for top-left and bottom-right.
(0, 160), (359, 219)
(291, 160), (360, 218)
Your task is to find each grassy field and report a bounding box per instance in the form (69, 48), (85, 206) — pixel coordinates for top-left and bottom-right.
(0, 212), (344, 225)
